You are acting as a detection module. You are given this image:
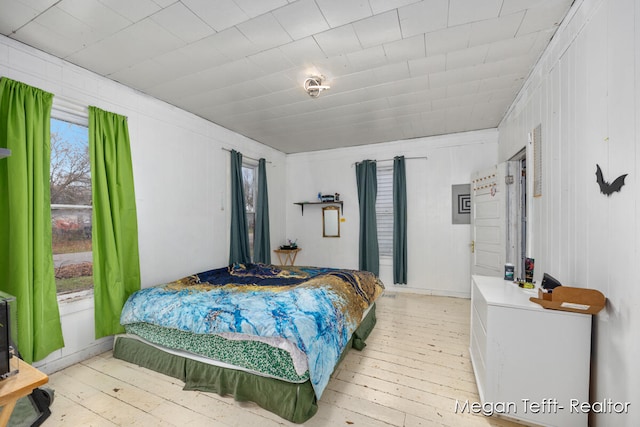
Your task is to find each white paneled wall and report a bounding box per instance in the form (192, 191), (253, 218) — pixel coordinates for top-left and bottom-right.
(499, 0), (639, 425)
(285, 129), (498, 297)
(0, 35), (287, 373)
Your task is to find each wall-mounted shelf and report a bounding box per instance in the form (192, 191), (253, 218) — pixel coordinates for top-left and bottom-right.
(0, 148), (10, 159)
(294, 201), (343, 216)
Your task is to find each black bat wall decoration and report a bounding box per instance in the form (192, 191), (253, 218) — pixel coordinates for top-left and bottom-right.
(595, 164), (627, 196)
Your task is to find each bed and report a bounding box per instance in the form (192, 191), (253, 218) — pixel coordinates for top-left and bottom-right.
(113, 263), (384, 423)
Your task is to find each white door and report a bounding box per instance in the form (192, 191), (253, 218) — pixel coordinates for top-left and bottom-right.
(470, 164), (507, 276)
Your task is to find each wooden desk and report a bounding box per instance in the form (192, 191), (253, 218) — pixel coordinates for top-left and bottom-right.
(273, 248), (301, 266)
(0, 357), (48, 427)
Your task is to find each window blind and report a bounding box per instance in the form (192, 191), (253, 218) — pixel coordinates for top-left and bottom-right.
(376, 165), (393, 257)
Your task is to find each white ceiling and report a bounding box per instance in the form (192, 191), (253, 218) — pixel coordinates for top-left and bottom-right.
(0, 0), (573, 153)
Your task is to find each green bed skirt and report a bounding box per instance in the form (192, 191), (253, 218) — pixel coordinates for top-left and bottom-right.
(113, 303), (377, 423)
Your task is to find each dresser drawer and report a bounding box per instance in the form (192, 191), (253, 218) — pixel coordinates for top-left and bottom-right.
(471, 303), (487, 361)
(472, 281), (488, 330)
(470, 328), (487, 401)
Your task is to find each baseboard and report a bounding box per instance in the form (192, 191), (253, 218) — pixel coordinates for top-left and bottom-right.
(33, 337), (114, 375)
(384, 286), (471, 299)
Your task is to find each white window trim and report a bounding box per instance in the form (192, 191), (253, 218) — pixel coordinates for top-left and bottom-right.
(52, 97), (89, 125)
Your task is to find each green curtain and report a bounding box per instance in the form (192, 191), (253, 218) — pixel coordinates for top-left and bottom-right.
(0, 78), (64, 363)
(253, 158), (271, 264)
(89, 106), (140, 339)
(393, 156), (407, 284)
(229, 150), (250, 265)
(356, 160), (379, 276)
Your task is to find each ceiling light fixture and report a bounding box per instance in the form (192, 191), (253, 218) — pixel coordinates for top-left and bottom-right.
(303, 76), (330, 98)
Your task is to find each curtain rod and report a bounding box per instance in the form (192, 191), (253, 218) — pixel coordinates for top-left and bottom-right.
(221, 147), (271, 163)
(353, 156), (428, 166)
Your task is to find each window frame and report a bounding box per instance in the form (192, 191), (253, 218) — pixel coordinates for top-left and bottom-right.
(50, 100), (92, 297)
(241, 160), (258, 261)
(376, 164), (393, 258)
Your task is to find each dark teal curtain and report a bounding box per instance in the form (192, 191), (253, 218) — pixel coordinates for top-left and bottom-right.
(253, 158), (271, 264)
(89, 106), (141, 339)
(356, 160), (379, 276)
(229, 150), (250, 265)
(393, 156), (407, 284)
(0, 78), (64, 363)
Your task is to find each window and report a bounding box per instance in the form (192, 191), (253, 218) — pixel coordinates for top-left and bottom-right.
(50, 116), (92, 294)
(242, 163), (257, 260)
(376, 165), (393, 257)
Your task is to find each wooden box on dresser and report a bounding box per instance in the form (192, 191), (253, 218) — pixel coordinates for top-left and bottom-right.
(470, 275), (592, 427)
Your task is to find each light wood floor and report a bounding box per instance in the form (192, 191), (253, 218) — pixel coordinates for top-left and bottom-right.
(44, 292), (526, 426)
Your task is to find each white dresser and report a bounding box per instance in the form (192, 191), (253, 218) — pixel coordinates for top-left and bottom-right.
(470, 275), (592, 427)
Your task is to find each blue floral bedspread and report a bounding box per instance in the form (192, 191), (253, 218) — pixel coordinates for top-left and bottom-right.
(120, 263), (384, 397)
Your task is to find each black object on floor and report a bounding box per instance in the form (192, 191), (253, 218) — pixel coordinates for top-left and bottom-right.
(8, 387), (54, 427)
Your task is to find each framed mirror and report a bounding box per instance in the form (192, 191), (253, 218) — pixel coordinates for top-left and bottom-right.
(322, 206), (340, 237)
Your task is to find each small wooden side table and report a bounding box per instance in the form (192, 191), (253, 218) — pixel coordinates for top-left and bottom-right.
(273, 248), (301, 266)
(0, 357), (49, 427)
